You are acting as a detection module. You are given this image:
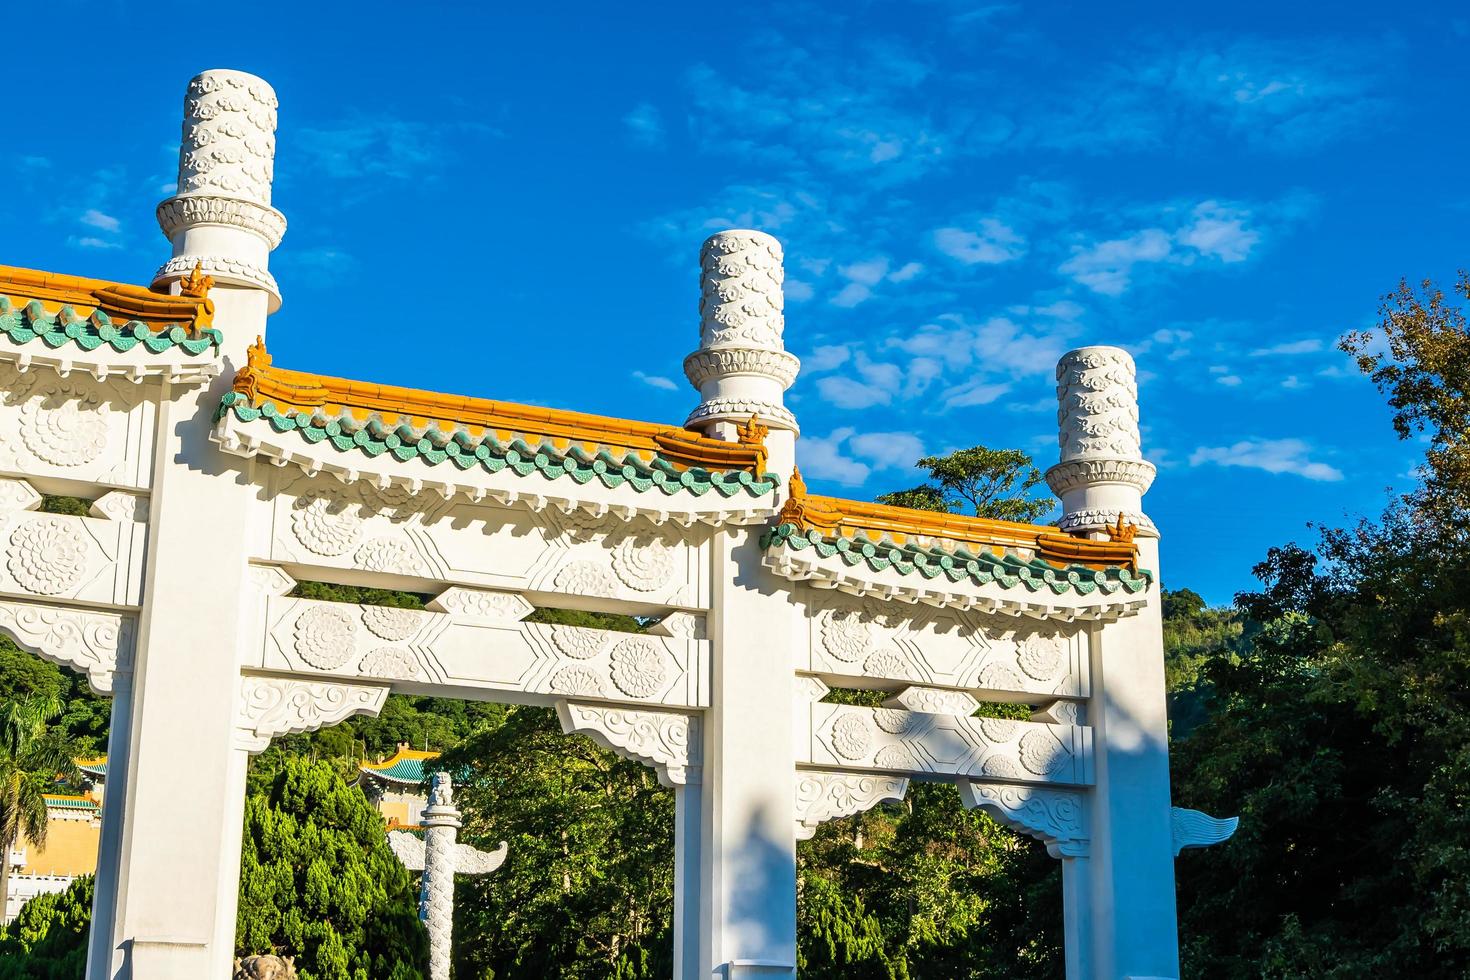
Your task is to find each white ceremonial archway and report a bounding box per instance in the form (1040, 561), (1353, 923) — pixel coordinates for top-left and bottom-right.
(0, 70), (1235, 980)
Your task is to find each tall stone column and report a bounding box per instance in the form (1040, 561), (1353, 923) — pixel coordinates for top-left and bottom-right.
(1047, 347), (1179, 978)
(387, 775), (508, 980)
(88, 70), (283, 980)
(420, 777), (461, 980)
(684, 230), (800, 479)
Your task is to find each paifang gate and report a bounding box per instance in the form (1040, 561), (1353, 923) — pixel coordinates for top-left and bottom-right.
(0, 70), (1235, 980)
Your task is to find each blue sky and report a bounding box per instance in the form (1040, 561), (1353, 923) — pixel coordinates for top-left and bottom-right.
(4, 1), (1467, 603)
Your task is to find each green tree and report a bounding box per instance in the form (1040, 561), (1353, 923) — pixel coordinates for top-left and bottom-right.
(0, 695), (80, 919)
(877, 446), (1052, 523)
(236, 757), (427, 980)
(0, 874), (92, 979)
(440, 706), (673, 979)
(1170, 274), (1470, 976)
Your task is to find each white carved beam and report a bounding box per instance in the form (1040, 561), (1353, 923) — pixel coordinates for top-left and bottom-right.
(252, 592), (710, 710)
(234, 673), (389, 753)
(0, 504), (147, 608)
(799, 701), (1092, 786)
(555, 701), (701, 787)
(959, 781), (1088, 858)
(797, 592), (1092, 699)
(794, 769), (908, 840)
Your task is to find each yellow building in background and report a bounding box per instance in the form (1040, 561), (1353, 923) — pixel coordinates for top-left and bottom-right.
(357, 745), (439, 829)
(3, 758), (108, 922)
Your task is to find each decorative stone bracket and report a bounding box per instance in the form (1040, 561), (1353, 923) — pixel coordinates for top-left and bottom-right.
(0, 599), (134, 695)
(959, 781), (1089, 858)
(234, 672), (389, 754)
(555, 700), (701, 787)
(1170, 806), (1239, 855)
(794, 769), (909, 840)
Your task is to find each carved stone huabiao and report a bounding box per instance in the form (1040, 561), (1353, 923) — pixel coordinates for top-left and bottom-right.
(794, 770), (909, 840)
(1046, 346), (1157, 537)
(154, 69), (284, 307)
(1170, 806), (1239, 856)
(233, 674), (388, 753)
(387, 774), (508, 980)
(685, 230), (801, 436)
(556, 701), (702, 786)
(959, 781), (1089, 858)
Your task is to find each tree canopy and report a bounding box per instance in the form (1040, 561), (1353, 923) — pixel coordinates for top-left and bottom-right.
(876, 446), (1053, 523)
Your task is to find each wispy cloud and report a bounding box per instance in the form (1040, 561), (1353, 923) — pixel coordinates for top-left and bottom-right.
(633, 370), (679, 391)
(933, 218), (1026, 265)
(800, 427), (871, 485)
(1251, 338), (1324, 356)
(624, 103), (665, 148)
(80, 209), (120, 233)
(290, 116), (498, 185)
(1190, 438), (1343, 481)
(72, 237), (121, 250)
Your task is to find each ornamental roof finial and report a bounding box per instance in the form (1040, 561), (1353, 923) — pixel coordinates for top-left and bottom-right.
(737, 414), (768, 447)
(179, 262), (214, 299)
(1106, 513), (1137, 544)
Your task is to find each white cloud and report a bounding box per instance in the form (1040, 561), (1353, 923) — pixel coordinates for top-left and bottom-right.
(1189, 437), (1343, 481)
(803, 345), (851, 373)
(73, 237), (121, 250)
(840, 257), (890, 285)
(624, 102), (665, 147)
(943, 380), (1011, 408)
(785, 279), (815, 302)
(800, 428), (871, 485)
(632, 371), (678, 391)
(933, 219), (1026, 265)
(830, 282), (872, 308)
(1059, 228), (1173, 295)
(816, 375), (891, 409)
(1178, 201), (1259, 261)
(1215, 374), (1242, 387)
(1251, 338), (1324, 356)
(850, 432), (924, 469)
(888, 261), (923, 282)
(80, 209), (120, 233)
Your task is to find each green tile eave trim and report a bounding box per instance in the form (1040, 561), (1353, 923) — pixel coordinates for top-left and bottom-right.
(217, 392), (782, 500)
(0, 298), (222, 356)
(760, 522), (1154, 596)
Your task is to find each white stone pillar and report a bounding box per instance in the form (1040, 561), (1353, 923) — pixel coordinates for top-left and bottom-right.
(87, 69), (281, 980)
(684, 231), (800, 479)
(420, 776), (460, 980)
(1048, 347), (1179, 978)
(83, 661), (132, 979)
(686, 527), (799, 978)
(153, 69), (286, 312)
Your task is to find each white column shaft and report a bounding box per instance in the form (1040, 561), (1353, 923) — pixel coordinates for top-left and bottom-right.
(105, 289), (267, 978)
(84, 669), (132, 980)
(1087, 537), (1179, 977)
(695, 529), (798, 978)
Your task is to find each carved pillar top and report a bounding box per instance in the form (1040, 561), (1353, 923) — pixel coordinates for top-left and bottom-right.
(421, 771), (462, 830)
(154, 69), (286, 311)
(1046, 346), (1157, 537)
(684, 230), (801, 441)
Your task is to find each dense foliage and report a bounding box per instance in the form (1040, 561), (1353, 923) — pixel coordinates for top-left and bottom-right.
(0, 875), (92, 980)
(875, 446), (1053, 523)
(1169, 273), (1470, 977)
(237, 757), (427, 980)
